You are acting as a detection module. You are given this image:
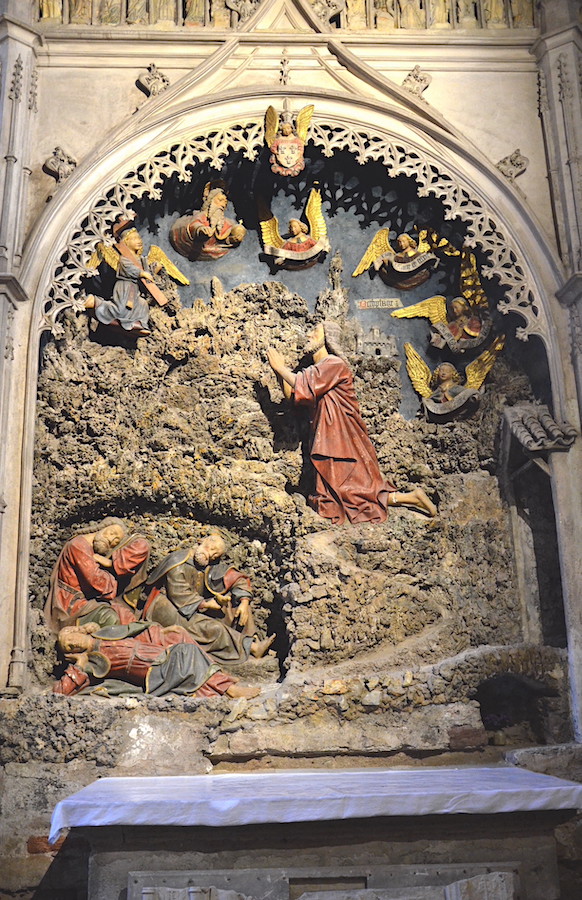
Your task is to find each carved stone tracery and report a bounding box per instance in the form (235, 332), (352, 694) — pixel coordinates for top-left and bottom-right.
(40, 118), (544, 343)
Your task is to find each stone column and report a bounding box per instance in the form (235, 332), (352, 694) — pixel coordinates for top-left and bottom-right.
(0, 10), (38, 690)
(533, 1), (582, 275)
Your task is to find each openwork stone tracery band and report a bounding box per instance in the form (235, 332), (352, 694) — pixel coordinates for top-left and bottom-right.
(41, 119), (543, 342)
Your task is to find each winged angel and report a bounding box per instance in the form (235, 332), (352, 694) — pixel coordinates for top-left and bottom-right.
(391, 249), (492, 353)
(265, 103), (314, 177)
(404, 335), (506, 421)
(85, 220), (189, 336)
(352, 228), (439, 291)
(259, 187), (330, 271)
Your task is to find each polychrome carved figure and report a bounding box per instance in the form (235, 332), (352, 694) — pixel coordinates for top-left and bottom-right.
(404, 335), (506, 421)
(53, 622), (260, 699)
(266, 321), (437, 525)
(86, 219), (189, 336)
(169, 181), (246, 262)
(352, 229), (438, 290)
(264, 103), (314, 177)
(391, 249), (492, 353)
(259, 187), (330, 270)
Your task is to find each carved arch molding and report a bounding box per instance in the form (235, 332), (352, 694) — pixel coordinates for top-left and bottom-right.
(41, 117), (546, 343)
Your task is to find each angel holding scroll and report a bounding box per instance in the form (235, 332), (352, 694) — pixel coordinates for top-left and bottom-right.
(85, 218), (189, 336)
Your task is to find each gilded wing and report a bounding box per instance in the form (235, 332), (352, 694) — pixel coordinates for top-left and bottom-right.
(391, 295), (448, 325)
(464, 334), (505, 390)
(418, 228), (459, 257)
(87, 242), (120, 272)
(147, 246), (190, 285)
(352, 229), (394, 277)
(295, 104), (314, 143)
(305, 188), (327, 241)
(404, 342), (433, 399)
(264, 105), (279, 148)
(259, 213), (284, 249)
(459, 249), (488, 312)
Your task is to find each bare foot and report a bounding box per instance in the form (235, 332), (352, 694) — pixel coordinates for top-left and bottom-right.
(250, 634), (276, 658)
(409, 487), (437, 517)
(84, 294), (96, 309)
(226, 684), (261, 699)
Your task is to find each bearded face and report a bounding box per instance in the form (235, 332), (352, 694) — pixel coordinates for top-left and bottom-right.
(193, 546), (210, 568)
(93, 535), (110, 555)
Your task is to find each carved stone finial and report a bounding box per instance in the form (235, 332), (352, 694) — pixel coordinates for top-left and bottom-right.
(496, 148), (529, 182)
(136, 63), (170, 98)
(9, 56), (23, 103)
(43, 147), (78, 186)
(401, 65), (432, 97)
(280, 50), (290, 86)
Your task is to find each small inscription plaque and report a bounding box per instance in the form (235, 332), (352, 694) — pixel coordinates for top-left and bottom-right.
(357, 298), (402, 310)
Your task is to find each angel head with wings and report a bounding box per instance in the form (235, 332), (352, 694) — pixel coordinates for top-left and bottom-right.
(264, 103), (314, 177)
(404, 335), (505, 421)
(259, 187), (330, 271)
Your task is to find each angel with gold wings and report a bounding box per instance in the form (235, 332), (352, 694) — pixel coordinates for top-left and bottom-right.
(404, 335), (506, 421)
(352, 228), (439, 291)
(85, 218), (189, 336)
(391, 248), (492, 353)
(264, 103), (314, 177)
(259, 187), (330, 271)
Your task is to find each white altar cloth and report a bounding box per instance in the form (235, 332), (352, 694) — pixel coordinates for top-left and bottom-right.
(48, 766), (582, 845)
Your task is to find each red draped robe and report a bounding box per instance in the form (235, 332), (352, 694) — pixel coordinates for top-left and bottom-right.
(294, 354), (395, 525)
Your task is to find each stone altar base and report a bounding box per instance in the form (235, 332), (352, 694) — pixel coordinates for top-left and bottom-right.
(48, 768), (582, 900)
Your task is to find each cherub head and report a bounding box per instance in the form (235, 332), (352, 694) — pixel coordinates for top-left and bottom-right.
(288, 219), (308, 237)
(450, 297), (470, 318)
(431, 361), (462, 389)
(396, 234), (417, 252)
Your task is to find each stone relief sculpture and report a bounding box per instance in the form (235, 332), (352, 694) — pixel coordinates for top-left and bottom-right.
(185, 0), (206, 24)
(264, 102), (314, 177)
(40, 0), (62, 20)
(44, 518), (150, 632)
(496, 148), (529, 183)
(402, 65), (432, 97)
(398, 0), (424, 27)
(143, 533), (275, 662)
(374, 0), (396, 28)
(98, 0), (122, 24)
(127, 0), (148, 23)
(391, 248), (492, 353)
(226, 0), (261, 22)
(483, 0), (507, 26)
(85, 219), (190, 335)
(69, 0), (92, 22)
(266, 321), (437, 524)
(259, 187), (330, 270)
(429, 0), (451, 27)
(153, 0), (177, 22)
(53, 621), (260, 698)
(312, 0), (347, 21)
(457, 0), (479, 26)
(510, 0), (533, 26)
(352, 229), (439, 290)
(169, 181), (246, 261)
(404, 335), (506, 421)
(43, 146), (77, 190)
(136, 63), (171, 97)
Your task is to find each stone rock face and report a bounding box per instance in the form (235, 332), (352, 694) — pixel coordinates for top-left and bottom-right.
(31, 280), (533, 678)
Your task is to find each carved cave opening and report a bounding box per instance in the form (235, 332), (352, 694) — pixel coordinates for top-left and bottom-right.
(27, 144), (571, 750)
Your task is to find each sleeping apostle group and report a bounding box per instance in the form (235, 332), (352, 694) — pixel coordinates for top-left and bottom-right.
(47, 524), (273, 699)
